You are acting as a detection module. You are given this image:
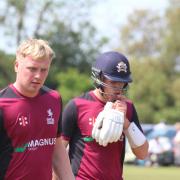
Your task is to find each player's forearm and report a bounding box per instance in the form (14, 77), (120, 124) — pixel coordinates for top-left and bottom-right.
(132, 140), (149, 159)
(124, 121), (149, 159)
(52, 138), (74, 180)
(52, 171), (59, 180)
(53, 161), (74, 180)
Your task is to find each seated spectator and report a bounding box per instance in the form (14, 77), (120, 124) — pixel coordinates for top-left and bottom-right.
(148, 136), (173, 166)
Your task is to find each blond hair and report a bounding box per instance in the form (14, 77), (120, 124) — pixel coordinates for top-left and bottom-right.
(16, 38), (55, 61)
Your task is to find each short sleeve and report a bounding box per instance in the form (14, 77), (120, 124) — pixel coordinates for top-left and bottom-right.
(57, 96), (63, 137)
(61, 100), (78, 141)
(127, 101), (143, 132)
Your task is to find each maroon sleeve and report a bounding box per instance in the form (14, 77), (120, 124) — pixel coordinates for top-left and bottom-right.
(57, 95), (63, 137)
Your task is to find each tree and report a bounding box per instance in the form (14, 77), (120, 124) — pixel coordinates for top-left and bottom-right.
(0, 51), (14, 88)
(42, 20), (106, 89)
(118, 5), (180, 124)
(0, 0), (107, 51)
(0, 0), (107, 89)
(119, 9), (165, 59)
(128, 58), (170, 123)
(161, 0), (180, 76)
(55, 68), (92, 105)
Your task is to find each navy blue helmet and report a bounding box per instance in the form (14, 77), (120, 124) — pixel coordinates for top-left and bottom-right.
(92, 51), (132, 89)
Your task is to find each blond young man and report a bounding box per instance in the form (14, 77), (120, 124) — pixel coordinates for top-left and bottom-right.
(0, 38), (74, 180)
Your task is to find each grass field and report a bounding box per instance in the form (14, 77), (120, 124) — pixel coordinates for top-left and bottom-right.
(123, 165), (180, 180)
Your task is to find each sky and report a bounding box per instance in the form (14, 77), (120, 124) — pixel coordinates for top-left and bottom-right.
(90, 0), (169, 50)
(0, 0), (169, 53)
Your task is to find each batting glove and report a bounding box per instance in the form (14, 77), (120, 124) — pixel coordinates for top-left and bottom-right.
(92, 102), (124, 146)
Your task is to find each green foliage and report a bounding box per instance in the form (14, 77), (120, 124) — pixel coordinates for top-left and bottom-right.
(42, 20), (106, 89)
(0, 51), (15, 88)
(171, 78), (180, 105)
(0, 0), (107, 90)
(55, 68), (92, 105)
(119, 9), (165, 59)
(119, 6), (180, 124)
(162, 2), (180, 75)
(43, 21), (102, 73)
(128, 56), (180, 124)
(128, 59), (170, 123)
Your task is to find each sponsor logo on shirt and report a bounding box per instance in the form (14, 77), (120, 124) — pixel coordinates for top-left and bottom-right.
(14, 143), (28, 152)
(14, 138), (56, 152)
(46, 108), (54, 125)
(28, 138), (56, 151)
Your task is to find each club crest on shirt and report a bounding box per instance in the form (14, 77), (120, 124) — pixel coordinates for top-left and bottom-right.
(17, 113), (30, 127)
(46, 108), (54, 125)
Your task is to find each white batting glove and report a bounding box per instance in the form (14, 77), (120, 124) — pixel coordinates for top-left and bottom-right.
(92, 102), (113, 144)
(92, 102), (124, 146)
(91, 111), (104, 143)
(98, 109), (124, 146)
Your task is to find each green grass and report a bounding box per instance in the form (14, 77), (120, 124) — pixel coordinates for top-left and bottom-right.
(123, 165), (180, 180)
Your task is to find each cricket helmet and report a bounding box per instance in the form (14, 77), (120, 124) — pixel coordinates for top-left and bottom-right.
(91, 51), (132, 88)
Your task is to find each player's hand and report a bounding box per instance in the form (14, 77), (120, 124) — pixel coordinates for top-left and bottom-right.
(98, 108), (124, 146)
(92, 101), (125, 146)
(92, 102), (112, 145)
(91, 111), (104, 143)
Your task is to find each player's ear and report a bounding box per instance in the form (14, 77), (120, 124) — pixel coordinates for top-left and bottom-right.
(14, 60), (19, 73)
